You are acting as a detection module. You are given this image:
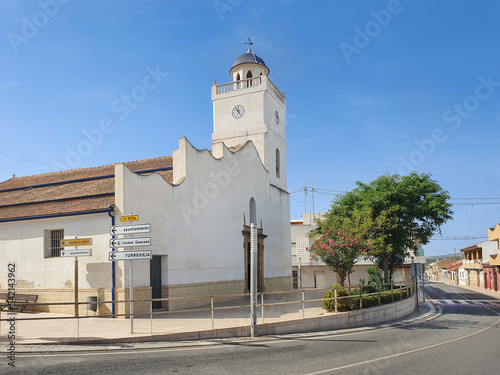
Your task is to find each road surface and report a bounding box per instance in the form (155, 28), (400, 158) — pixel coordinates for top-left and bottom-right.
(6, 282), (500, 374)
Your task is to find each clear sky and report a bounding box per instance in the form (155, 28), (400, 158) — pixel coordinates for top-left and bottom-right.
(1, 0), (499, 257)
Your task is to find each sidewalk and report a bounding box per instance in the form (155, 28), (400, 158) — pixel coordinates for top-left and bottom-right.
(1, 291), (327, 346)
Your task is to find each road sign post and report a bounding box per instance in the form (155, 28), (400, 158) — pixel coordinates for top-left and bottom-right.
(108, 250), (152, 332)
(61, 238), (93, 317)
(250, 223), (257, 338)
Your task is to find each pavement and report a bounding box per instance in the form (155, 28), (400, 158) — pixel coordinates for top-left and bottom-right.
(3, 281), (494, 353)
(0, 290), (328, 349)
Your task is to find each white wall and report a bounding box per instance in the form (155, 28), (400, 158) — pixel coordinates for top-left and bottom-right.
(114, 138), (291, 288)
(0, 214), (115, 289)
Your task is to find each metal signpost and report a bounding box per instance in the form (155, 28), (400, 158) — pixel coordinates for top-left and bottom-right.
(108, 250), (152, 333)
(108, 215), (152, 333)
(61, 239), (93, 317)
(250, 223), (257, 338)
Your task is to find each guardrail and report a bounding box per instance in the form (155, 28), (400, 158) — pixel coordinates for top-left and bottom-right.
(0, 280), (414, 342)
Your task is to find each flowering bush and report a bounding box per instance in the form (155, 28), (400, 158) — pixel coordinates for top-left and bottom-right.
(308, 228), (369, 287)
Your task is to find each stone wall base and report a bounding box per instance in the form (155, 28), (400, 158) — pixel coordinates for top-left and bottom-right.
(0, 276), (293, 315)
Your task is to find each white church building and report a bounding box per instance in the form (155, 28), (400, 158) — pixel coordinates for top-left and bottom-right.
(0, 46), (292, 315)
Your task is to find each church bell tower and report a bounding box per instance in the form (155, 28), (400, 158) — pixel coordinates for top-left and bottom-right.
(211, 40), (287, 191)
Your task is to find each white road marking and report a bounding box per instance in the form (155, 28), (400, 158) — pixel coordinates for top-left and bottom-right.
(304, 305), (500, 374)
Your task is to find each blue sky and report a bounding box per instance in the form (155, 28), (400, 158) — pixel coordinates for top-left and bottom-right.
(1, 0), (499, 257)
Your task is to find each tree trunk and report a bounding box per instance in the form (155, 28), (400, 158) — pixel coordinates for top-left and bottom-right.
(336, 272), (346, 287)
(347, 273), (351, 288)
(382, 258), (390, 284)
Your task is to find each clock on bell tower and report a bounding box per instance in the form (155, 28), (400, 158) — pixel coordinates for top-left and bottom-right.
(211, 41), (287, 191)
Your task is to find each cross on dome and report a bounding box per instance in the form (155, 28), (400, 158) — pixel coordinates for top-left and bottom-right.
(244, 37), (253, 52)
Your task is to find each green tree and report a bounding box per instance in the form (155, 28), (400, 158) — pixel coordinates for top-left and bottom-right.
(319, 173), (453, 283)
(309, 223), (369, 287)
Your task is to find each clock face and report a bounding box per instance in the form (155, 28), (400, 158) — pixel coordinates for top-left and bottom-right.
(232, 105), (245, 119)
(274, 110), (280, 124)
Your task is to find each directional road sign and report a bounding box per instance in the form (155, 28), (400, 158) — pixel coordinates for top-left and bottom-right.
(120, 215), (139, 222)
(61, 249), (92, 257)
(61, 238), (92, 247)
(108, 250), (152, 261)
(110, 223), (151, 235)
(109, 237), (151, 248)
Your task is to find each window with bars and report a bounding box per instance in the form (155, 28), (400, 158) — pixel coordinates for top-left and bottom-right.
(44, 229), (64, 258)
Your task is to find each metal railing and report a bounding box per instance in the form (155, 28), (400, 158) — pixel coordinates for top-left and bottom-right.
(0, 280), (414, 342)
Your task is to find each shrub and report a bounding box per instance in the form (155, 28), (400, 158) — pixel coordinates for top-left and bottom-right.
(322, 284), (351, 312)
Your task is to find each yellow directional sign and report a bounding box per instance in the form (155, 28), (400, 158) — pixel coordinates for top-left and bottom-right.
(120, 215), (139, 222)
(61, 238), (92, 247)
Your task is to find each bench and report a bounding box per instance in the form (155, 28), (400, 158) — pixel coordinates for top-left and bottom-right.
(0, 292), (38, 312)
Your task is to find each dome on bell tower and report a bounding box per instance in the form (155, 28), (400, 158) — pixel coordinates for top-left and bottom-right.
(229, 39), (270, 79)
(231, 50), (268, 71)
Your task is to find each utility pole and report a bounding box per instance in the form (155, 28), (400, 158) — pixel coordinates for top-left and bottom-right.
(303, 181), (307, 214)
(311, 184), (315, 220)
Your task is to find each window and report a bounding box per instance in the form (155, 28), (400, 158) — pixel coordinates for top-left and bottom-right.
(44, 229), (64, 258)
(275, 148), (280, 178)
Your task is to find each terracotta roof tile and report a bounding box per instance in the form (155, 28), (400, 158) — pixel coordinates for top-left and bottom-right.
(0, 155), (172, 221)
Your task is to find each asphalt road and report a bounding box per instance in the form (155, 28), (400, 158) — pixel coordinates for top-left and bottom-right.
(6, 282), (500, 374)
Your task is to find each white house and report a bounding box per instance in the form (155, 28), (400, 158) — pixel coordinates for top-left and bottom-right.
(0, 46), (292, 315)
(291, 213), (425, 288)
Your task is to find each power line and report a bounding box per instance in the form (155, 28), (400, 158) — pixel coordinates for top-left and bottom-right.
(0, 152), (63, 170)
(429, 235), (488, 241)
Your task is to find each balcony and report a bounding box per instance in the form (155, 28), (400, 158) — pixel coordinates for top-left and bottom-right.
(212, 75), (285, 104)
(463, 259), (483, 269)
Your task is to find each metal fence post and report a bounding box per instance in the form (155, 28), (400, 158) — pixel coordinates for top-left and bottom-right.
(150, 299), (153, 336)
(301, 290), (305, 319)
(261, 293), (264, 324)
(360, 285), (363, 310)
(391, 282), (394, 303)
(211, 296), (215, 330)
(334, 288), (338, 313)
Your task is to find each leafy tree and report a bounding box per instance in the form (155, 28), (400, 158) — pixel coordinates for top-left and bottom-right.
(365, 266), (383, 285)
(309, 223), (369, 287)
(319, 173), (453, 283)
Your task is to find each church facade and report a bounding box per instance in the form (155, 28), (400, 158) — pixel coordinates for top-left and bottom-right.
(0, 47), (292, 315)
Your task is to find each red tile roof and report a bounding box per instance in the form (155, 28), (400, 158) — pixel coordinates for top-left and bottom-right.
(0, 156), (172, 221)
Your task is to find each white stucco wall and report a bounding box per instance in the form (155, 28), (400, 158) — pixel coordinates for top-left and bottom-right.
(113, 138), (291, 288)
(0, 214), (116, 289)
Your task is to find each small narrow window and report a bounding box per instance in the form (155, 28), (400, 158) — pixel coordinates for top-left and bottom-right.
(275, 148), (280, 178)
(44, 229), (64, 258)
(249, 198), (256, 225)
(247, 71), (253, 87)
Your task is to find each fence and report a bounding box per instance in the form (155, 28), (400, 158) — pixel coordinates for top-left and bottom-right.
(0, 280), (414, 343)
